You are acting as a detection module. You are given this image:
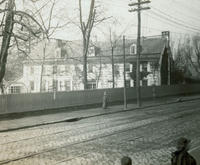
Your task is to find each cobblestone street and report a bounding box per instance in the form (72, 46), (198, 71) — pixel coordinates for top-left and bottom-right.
(0, 99), (200, 165)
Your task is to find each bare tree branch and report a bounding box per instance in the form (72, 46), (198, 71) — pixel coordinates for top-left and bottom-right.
(0, 8), (8, 13)
(0, 0), (15, 89)
(85, 0), (95, 31)
(15, 10), (45, 33)
(93, 16), (112, 27)
(12, 33), (29, 41)
(0, 0), (6, 5)
(47, 0), (55, 32)
(14, 20), (41, 38)
(66, 16), (81, 29)
(13, 35), (36, 63)
(79, 0), (84, 33)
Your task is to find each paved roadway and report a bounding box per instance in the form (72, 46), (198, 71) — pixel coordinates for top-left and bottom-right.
(0, 99), (200, 165)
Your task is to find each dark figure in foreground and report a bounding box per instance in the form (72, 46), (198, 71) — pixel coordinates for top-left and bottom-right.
(121, 156), (132, 165)
(171, 137), (196, 165)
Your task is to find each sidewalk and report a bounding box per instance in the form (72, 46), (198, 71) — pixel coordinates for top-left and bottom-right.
(0, 94), (200, 132)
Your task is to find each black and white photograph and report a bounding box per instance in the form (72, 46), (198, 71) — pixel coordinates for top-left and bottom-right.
(0, 0), (200, 164)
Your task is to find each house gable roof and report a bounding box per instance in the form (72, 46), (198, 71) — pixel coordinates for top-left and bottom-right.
(92, 36), (168, 63)
(24, 35), (169, 65)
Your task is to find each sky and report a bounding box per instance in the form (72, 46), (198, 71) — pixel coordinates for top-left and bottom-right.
(21, 0), (200, 44)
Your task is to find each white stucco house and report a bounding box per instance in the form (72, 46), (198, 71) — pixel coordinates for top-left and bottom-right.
(6, 31), (173, 93)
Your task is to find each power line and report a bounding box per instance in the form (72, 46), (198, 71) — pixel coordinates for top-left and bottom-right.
(166, 7), (200, 24)
(151, 7), (200, 32)
(153, 0), (200, 24)
(127, 23), (197, 37)
(103, 0), (200, 34)
(174, 0), (200, 16)
(150, 10), (200, 33)
(147, 11), (200, 34)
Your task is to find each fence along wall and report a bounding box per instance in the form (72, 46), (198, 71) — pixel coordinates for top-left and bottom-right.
(0, 84), (200, 114)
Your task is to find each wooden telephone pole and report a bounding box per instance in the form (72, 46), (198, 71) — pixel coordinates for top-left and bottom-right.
(128, 0), (150, 107)
(162, 31), (171, 85)
(123, 36), (127, 110)
(111, 46), (115, 88)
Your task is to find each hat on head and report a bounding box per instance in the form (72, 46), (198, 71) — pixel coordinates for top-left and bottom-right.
(176, 137), (191, 150)
(121, 156), (132, 165)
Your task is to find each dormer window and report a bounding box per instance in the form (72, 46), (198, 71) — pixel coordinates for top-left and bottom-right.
(88, 46), (95, 57)
(130, 44), (137, 55)
(61, 48), (67, 58)
(55, 48), (61, 58)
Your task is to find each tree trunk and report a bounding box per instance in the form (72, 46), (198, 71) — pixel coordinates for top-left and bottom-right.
(79, 0), (95, 90)
(83, 38), (88, 89)
(0, 0), (15, 93)
(40, 42), (46, 92)
(96, 55), (102, 88)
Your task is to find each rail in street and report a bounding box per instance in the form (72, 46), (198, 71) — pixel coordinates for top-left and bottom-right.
(0, 99), (200, 165)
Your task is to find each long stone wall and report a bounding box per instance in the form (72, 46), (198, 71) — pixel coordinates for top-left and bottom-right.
(0, 84), (200, 114)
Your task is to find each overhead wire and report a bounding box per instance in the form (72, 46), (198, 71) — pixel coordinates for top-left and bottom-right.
(152, 0), (200, 23)
(151, 7), (200, 32)
(145, 11), (200, 34)
(103, 0), (200, 34)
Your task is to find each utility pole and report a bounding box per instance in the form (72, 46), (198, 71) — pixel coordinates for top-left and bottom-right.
(162, 31), (171, 85)
(128, 0), (150, 107)
(123, 36), (127, 110)
(111, 46), (115, 88)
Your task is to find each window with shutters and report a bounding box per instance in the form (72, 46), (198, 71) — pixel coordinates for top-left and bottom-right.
(130, 44), (136, 55)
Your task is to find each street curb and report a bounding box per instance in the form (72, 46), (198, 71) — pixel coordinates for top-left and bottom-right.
(0, 96), (200, 133)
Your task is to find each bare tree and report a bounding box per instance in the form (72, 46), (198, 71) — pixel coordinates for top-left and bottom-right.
(32, 0), (69, 92)
(79, 0), (96, 89)
(100, 19), (132, 88)
(0, 0), (44, 93)
(174, 35), (200, 82)
(78, 0), (110, 89)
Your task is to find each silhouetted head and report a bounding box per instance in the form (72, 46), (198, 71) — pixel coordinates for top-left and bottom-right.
(176, 137), (191, 151)
(121, 156), (132, 165)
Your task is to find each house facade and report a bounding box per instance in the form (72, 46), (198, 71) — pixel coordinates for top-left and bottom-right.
(8, 32), (172, 93)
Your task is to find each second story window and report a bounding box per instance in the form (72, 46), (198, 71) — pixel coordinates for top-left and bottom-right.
(53, 65), (57, 74)
(130, 44), (136, 55)
(88, 46), (95, 56)
(65, 65), (70, 73)
(30, 66), (34, 75)
(125, 64), (130, 72)
(42, 66), (46, 75)
(88, 64), (93, 73)
(114, 65), (120, 75)
(125, 80), (131, 88)
(142, 62), (148, 72)
(30, 81), (34, 91)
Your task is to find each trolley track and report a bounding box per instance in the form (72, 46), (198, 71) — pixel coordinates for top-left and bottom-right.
(0, 99), (198, 145)
(0, 100), (200, 164)
(0, 104), (200, 164)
